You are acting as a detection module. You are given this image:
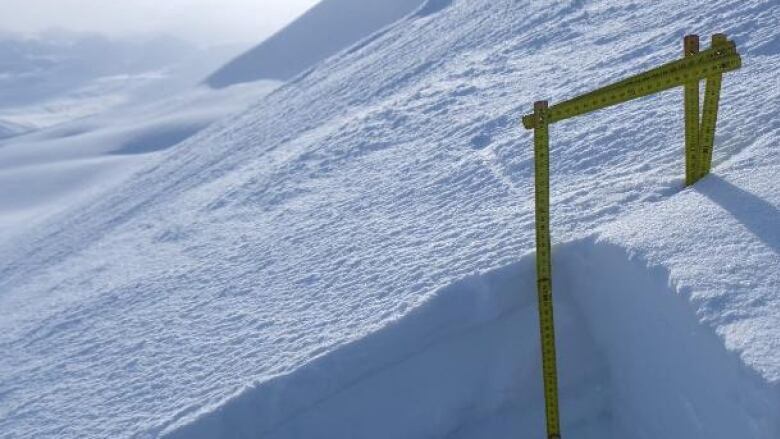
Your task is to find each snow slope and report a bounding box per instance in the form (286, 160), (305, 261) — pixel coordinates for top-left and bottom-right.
(206, 0), (422, 87)
(1, 0), (779, 438)
(0, 81), (278, 242)
(0, 31), (268, 240)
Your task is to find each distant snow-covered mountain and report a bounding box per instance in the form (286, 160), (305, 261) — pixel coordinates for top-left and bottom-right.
(0, 119), (30, 139)
(0, 31), (246, 130)
(206, 0), (423, 87)
(0, 32), (194, 106)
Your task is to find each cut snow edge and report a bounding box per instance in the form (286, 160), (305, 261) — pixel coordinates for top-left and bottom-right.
(160, 237), (780, 439)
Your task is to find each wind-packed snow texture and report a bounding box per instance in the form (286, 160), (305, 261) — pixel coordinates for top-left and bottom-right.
(206, 0), (422, 87)
(1, 0), (779, 438)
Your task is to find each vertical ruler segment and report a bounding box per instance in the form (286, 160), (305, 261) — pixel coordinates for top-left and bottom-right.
(533, 101), (561, 439)
(684, 34), (701, 186)
(699, 33), (727, 178)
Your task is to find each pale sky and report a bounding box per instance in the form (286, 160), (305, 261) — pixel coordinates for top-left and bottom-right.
(0, 0), (321, 45)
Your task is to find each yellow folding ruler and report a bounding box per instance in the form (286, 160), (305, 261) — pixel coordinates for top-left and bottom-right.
(532, 100), (559, 437)
(521, 34), (741, 439)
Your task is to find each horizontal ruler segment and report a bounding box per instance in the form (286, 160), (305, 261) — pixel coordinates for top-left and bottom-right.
(522, 43), (741, 129)
(558, 40), (735, 112)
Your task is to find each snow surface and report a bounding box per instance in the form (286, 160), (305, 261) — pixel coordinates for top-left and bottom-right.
(206, 0), (422, 87)
(1, 0), (779, 438)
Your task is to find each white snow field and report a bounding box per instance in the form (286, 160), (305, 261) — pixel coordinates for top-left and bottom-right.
(1, 0), (779, 438)
(0, 81), (279, 242)
(0, 30), (264, 241)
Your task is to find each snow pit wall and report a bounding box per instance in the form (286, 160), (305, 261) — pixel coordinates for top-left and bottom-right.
(163, 238), (779, 439)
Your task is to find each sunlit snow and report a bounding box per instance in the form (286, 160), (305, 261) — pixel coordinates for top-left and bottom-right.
(1, 0), (778, 438)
